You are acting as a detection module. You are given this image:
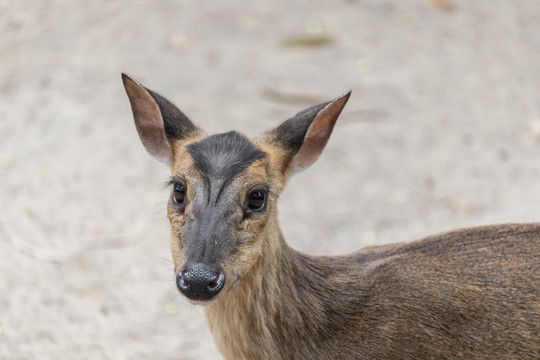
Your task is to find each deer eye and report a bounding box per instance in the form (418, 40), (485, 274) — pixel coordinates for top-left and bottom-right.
(172, 182), (186, 205)
(247, 188), (267, 211)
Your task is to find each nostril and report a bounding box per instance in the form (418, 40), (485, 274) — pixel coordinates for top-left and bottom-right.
(176, 269), (190, 290)
(208, 272), (224, 289)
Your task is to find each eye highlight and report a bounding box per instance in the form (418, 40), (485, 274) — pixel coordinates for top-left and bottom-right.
(173, 183), (186, 204)
(167, 177), (187, 210)
(248, 190), (266, 210)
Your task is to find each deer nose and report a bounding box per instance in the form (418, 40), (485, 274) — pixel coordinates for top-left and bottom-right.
(176, 263), (225, 301)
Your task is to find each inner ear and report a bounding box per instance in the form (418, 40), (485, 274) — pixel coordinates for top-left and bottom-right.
(290, 92), (350, 173)
(122, 73), (202, 165)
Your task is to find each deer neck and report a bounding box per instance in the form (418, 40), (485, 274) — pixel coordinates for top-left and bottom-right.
(205, 226), (337, 360)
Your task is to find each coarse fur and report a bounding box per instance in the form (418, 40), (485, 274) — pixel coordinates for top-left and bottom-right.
(122, 73), (540, 360)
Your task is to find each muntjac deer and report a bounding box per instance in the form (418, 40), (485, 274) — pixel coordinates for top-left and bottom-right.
(122, 74), (540, 360)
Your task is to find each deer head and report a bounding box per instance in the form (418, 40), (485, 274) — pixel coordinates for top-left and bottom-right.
(122, 74), (350, 303)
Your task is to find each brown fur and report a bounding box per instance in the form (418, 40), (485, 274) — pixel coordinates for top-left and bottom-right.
(122, 74), (540, 360)
(207, 223), (540, 359)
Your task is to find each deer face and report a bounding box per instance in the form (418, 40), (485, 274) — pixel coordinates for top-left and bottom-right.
(122, 74), (349, 303)
(167, 133), (277, 302)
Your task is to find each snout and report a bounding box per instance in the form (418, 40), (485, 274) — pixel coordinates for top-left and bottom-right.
(176, 263), (225, 302)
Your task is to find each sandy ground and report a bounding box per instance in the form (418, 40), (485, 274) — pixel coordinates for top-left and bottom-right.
(1, 0), (540, 359)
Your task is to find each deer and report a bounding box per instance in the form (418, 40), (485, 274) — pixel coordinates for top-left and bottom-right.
(122, 73), (540, 360)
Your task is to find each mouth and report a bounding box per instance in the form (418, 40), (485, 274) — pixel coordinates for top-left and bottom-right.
(186, 297), (218, 306)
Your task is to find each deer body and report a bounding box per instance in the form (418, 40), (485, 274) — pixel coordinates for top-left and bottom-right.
(122, 74), (540, 359)
(208, 226), (539, 359)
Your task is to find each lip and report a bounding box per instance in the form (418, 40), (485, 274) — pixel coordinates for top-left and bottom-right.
(187, 297), (218, 306)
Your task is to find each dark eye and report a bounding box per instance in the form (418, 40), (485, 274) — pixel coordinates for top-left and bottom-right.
(247, 189), (267, 211)
(172, 183), (186, 205)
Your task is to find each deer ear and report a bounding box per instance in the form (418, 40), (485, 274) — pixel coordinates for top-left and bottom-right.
(122, 73), (201, 164)
(263, 91), (351, 174)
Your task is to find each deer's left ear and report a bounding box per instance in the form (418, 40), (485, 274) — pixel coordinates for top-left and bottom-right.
(262, 91), (351, 175)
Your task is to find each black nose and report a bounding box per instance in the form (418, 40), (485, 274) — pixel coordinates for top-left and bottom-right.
(176, 263), (225, 301)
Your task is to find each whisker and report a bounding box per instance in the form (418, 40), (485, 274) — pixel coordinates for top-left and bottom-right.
(268, 189), (279, 199)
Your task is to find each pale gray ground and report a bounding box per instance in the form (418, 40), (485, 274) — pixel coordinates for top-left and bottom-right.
(1, 1), (540, 359)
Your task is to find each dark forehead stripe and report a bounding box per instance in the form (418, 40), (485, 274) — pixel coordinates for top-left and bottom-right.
(187, 131), (266, 185)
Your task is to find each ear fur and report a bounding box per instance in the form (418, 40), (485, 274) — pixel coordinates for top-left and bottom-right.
(263, 91), (351, 174)
(121, 73), (201, 164)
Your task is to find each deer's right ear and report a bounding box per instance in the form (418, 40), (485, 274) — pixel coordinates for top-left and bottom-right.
(122, 73), (201, 164)
(260, 91), (350, 176)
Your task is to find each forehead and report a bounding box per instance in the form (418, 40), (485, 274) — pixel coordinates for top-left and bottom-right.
(184, 131), (266, 185)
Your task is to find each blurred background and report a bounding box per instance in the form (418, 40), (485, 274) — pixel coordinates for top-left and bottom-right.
(1, 0), (540, 359)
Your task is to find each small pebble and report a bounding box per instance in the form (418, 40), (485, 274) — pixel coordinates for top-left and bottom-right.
(362, 231), (377, 246)
(130, 267), (142, 281)
(165, 303), (178, 315)
(0, 152), (9, 167)
(427, 0), (455, 11)
(528, 121), (540, 141)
